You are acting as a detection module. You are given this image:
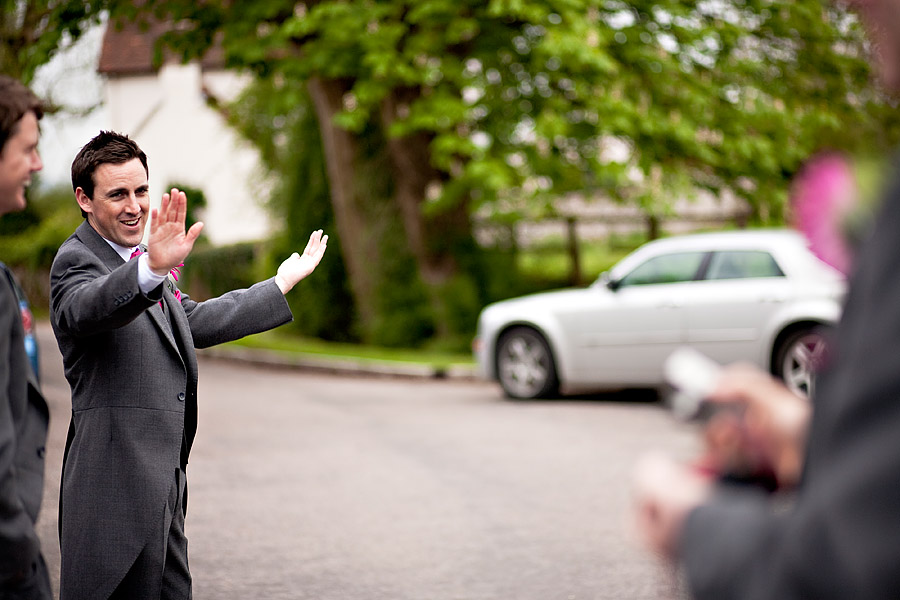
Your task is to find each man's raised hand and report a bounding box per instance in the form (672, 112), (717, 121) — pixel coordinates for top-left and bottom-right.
(275, 229), (328, 294)
(147, 188), (204, 276)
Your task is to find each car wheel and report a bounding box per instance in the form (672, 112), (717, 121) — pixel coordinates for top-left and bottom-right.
(774, 327), (831, 399)
(495, 327), (559, 399)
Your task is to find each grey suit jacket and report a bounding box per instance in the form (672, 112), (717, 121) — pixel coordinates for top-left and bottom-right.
(50, 221), (292, 600)
(681, 157), (900, 599)
(0, 264), (49, 586)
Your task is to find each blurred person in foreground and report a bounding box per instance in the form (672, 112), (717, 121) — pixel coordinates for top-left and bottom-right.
(631, 0), (900, 598)
(50, 130), (327, 600)
(0, 76), (51, 599)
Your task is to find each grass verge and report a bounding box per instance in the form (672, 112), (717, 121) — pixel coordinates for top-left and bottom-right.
(226, 329), (476, 369)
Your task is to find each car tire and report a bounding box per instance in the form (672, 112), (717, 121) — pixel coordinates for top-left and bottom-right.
(495, 327), (559, 399)
(773, 326), (831, 399)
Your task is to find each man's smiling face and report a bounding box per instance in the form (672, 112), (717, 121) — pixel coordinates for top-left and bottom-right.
(0, 111), (42, 215)
(76, 157), (150, 248)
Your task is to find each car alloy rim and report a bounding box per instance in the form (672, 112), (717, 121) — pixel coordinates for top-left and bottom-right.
(782, 332), (828, 398)
(498, 335), (549, 397)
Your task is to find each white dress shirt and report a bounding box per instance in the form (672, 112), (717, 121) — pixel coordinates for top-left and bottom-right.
(103, 239), (167, 296)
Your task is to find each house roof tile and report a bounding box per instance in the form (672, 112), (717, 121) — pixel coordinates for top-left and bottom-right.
(99, 18), (225, 76)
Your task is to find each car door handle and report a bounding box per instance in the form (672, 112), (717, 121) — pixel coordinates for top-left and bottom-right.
(657, 300), (682, 309)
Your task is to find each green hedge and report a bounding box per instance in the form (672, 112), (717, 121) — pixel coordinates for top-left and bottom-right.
(0, 185), (84, 313)
(177, 242), (260, 301)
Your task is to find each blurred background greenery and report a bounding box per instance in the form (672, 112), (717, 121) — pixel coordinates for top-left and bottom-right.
(4, 0), (900, 356)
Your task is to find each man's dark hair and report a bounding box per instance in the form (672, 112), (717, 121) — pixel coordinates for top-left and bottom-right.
(71, 131), (149, 217)
(0, 75), (44, 156)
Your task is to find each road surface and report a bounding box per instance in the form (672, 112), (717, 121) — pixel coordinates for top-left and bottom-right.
(35, 323), (700, 599)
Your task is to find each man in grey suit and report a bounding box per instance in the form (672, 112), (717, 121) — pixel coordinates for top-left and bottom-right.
(631, 0), (900, 597)
(50, 131), (328, 600)
(0, 76), (52, 599)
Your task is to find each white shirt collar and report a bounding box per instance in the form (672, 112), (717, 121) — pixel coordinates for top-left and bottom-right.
(103, 238), (140, 263)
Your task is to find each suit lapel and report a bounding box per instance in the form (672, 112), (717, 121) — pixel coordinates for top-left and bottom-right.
(165, 290), (195, 373)
(148, 297), (182, 362)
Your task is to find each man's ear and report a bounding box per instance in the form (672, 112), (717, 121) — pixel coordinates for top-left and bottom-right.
(75, 187), (92, 214)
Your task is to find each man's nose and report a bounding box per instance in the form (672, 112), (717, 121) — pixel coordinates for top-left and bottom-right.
(30, 149), (43, 172)
(125, 192), (141, 213)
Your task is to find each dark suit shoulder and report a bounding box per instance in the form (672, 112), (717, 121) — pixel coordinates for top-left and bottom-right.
(51, 234), (90, 270)
(0, 270), (17, 323)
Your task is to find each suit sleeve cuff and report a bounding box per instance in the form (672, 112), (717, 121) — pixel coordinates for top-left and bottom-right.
(137, 254), (167, 296)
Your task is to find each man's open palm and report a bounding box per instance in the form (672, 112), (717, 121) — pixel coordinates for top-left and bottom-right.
(275, 229), (328, 294)
(147, 188), (204, 276)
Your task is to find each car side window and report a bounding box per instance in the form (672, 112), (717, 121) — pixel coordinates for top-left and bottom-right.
(618, 252), (706, 287)
(705, 250), (784, 280)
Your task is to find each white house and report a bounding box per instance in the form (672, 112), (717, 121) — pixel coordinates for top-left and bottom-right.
(98, 20), (271, 245)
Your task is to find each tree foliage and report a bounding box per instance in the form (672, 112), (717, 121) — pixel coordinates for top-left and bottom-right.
(115, 0), (899, 215)
(0, 0), (104, 84)
(104, 0), (900, 345)
(226, 78), (363, 343)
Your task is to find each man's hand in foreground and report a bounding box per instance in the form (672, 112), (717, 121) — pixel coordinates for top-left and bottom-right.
(631, 452), (713, 560)
(704, 363), (811, 489)
(275, 229), (329, 294)
(147, 188), (204, 276)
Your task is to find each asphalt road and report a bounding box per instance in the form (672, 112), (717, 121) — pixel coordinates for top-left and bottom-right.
(34, 323), (701, 599)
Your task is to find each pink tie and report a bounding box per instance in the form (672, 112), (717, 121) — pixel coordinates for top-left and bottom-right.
(129, 248), (182, 302)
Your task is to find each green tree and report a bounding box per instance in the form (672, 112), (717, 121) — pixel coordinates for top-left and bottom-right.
(166, 181), (208, 243)
(1, 1), (104, 84)
(0, 184), (84, 309)
(1, 0), (102, 306)
(109, 0), (900, 345)
(227, 79), (363, 342)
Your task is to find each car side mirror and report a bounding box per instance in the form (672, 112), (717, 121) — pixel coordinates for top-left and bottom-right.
(598, 272), (622, 292)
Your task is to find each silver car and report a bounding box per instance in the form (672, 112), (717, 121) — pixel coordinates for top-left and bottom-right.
(474, 229), (846, 399)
